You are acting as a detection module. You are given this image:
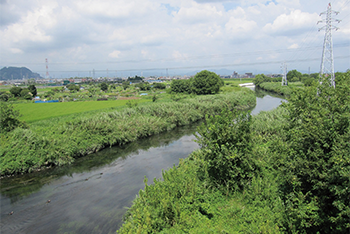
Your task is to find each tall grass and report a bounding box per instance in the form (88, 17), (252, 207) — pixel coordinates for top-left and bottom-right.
(258, 82), (304, 97)
(0, 90), (256, 176)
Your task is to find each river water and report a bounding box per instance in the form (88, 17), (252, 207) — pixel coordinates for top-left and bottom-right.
(0, 92), (284, 234)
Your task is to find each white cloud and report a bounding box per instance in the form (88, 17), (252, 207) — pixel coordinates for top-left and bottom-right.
(288, 43), (299, 49)
(10, 48), (24, 54)
(172, 2), (223, 24)
(0, 0), (349, 75)
(109, 50), (121, 58)
(263, 10), (320, 36)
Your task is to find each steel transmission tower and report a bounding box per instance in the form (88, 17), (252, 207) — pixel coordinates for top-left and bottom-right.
(45, 58), (49, 79)
(318, 3), (340, 88)
(281, 62), (288, 86)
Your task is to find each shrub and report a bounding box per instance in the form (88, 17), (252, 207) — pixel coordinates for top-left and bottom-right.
(192, 70), (224, 95)
(0, 102), (27, 132)
(195, 109), (258, 191)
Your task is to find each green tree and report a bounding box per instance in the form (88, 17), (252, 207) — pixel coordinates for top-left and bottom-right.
(153, 82), (166, 89)
(192, 70), (224, 95)
(0, 102), (27, 132)
(28, 84), (37, 97)
(122, 81), (130, 90)
(136, 82), (151, 91)
(287, 69), (302, 82)
(100, 82), (109, 92)
(9, 86), (22, 97)
(170, 79), (192, 94)
(88, 86), (98, 95)
(0, 91), (10, 101)
(253, 74), (271, 87)
(20, 88), (32, 100)
(67, 84), (79, 92)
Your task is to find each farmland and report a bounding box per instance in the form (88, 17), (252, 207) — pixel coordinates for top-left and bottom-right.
(14, 99), (150, 122)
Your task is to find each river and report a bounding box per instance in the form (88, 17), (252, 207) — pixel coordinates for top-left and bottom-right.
(0, 92), (284, 234)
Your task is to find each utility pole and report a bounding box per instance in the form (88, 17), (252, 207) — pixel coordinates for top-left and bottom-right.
(281, 62), (288, 86)
(318, 2), (340, 88)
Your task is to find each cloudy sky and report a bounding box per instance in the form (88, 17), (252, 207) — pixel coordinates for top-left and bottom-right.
(0, 0), (349, 78)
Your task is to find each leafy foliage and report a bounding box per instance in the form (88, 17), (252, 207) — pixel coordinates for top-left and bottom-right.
(192, 70), (224, 95)
(136, 82), (151, 91)
(195, 109), (257, 190)
(170, 79), (192, 94)
(152, 82), (166, 89)
(253, 74), (271, 87)
(67, 84), (80, 92)
(277, 72), (350, 232)
(287, 69), (302, 82)
(0, 102), (27, 132)
(100, 82), (108, 92)
(28, 84), (37, 97)
(10, 86), (22, 97)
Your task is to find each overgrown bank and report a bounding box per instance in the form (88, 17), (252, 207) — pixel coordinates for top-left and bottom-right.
(0, 90), (255, 176)
(118, 71), (350, 233)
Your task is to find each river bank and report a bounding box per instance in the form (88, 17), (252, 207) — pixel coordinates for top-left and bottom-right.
(256, 82), (304, 97)
(0, 92), (284, 234)
(1, 90), (256, 176)
(118, 76), (350, 233)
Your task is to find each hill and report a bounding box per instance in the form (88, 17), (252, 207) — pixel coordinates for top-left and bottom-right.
(0, 67), (42, 80)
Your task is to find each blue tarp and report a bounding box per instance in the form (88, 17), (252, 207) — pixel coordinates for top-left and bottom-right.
(35, 100), (59, 103)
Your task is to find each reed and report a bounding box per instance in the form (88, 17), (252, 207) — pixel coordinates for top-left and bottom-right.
(0, 90), (256, 176)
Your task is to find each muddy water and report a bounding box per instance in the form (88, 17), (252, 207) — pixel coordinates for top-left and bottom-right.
(0, 93), (284, 234)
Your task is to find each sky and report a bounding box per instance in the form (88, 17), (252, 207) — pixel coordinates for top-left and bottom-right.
(0, 0), (349, 78)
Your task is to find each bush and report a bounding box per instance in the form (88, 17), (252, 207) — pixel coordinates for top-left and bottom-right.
(192, 70), (224, 95)
(0, 102), (27, 132)
(195, 109), (257, 190)
(170, 79), (192, 94)
(277, 74), (350, 232)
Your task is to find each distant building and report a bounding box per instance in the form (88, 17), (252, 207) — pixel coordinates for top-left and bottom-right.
(232, 71), (238, 78)
(245, 73), (254, 78)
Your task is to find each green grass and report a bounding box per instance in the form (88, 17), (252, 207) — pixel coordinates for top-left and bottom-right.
(258, 82), (304, 97)
(14, 99), (150, 122)
(223, 78), (254, 85)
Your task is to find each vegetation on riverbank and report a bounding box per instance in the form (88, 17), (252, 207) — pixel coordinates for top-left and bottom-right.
(118, 71), (350, 233)
(258, 82), (304, 97)
(0, 90), (256, 176)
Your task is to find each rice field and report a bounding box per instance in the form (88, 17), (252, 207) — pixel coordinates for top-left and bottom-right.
(14, 99), (150, 122)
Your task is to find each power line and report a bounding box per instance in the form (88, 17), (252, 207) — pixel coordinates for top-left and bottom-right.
(35, 55), (350, 74)
(6, 43), (349, 67)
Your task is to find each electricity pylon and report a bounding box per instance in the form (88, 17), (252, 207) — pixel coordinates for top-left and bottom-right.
(281, 62), (288, 86)
(318, 2), (340, 88)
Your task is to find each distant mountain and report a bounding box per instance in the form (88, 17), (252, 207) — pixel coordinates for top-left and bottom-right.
(0, 67), (42, 80)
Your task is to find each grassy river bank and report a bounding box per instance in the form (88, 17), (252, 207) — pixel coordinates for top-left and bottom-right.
(118, 72), (350, 233)
(0, 89), (256, 176)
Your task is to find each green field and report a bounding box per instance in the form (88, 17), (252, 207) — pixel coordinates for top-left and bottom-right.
(14, 99), (149, 122)
(223, 78), (254, 85)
